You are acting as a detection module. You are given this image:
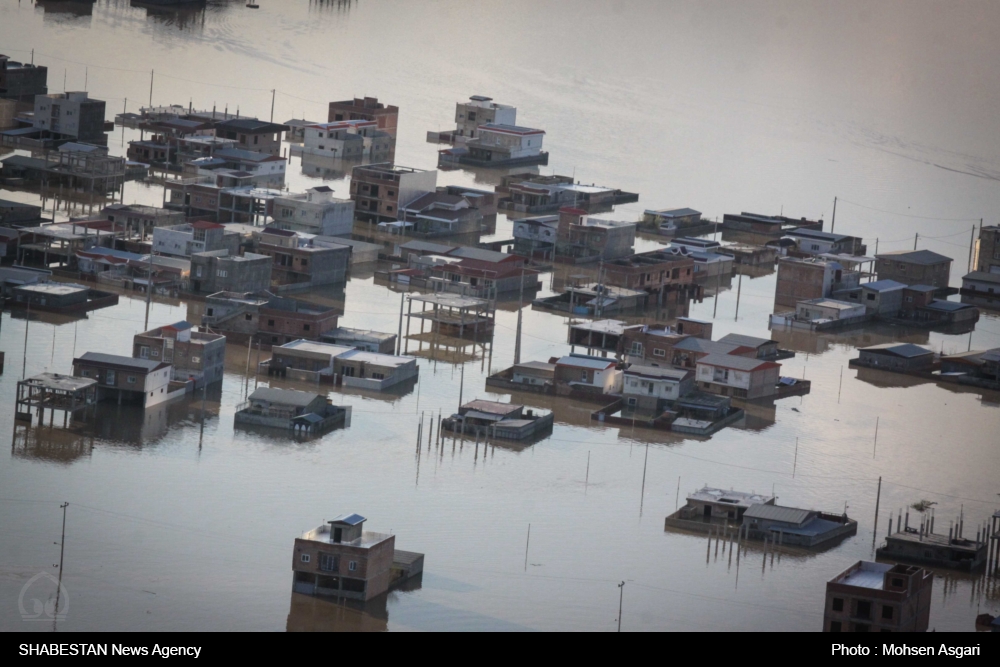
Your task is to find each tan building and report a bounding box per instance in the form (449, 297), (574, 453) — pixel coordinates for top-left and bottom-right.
(133, 321), (226, 389)
(328, 97), (399, 141)
(349, 163), (437, 225)
(824, 561), (932, 632)
(774, 256), (860, 308)
(976, 225), (1000, 273)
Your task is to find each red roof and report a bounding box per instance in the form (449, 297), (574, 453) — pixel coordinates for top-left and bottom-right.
(191, 220), (224, 230)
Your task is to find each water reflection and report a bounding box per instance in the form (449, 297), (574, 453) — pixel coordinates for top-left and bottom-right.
(285, 591), (387, 632)
(35, 0), (95, 20)
(12, 423), (94, 464)
(130, 1), (208, 33)
(307, 0), (356, 15)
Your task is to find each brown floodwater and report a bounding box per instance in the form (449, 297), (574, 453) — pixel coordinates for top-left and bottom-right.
(1, 0), (999, 631)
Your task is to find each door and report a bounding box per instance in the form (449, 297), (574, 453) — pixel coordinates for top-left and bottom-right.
(703, 505), (712, 518)
(333, 528), (343, 544)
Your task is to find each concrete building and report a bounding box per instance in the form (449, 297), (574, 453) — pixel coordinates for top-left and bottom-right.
(824, 561), (932, 632)
(785, 228), (866, 256)
(716, 334), (783, 360)
(742, 504), (857, 547)
(671, 337), (757, 369)
(102, 204), (185, 241)
(794, 298), (866, 322)
(350, 163), (437, 225)
(189, 250), (272, 294)
(640, 208), (703, 233)
(875, 249), (952, 290)
(441, 400), (554, 441)
(11, 282), (90, 310)
(554, 354), (623, 395)
(511, 361), (556, 388)
(0, 265), (50, 297)
(975, 225), (1000, 274)
(202, 292), (340, 346)
(619, 319), (713, 366)
(695, 353), (781, 400)
(852, 343), (935, 371)
(256, 231), (351, 289)
(940, 348), (1000, 383)
(452, 95), (517, 140)
(235, 387), (347, 435)
(623, 365), (694, 411)
(671, 487), (776, 525)
(213, 118), (289, 156)
(877, 528), (987, 571)
(774, 257), (861, 308)
(266, 187), (354, 237)
(72, 352), (174, 407)
(328, 97), (399, 141)
(553, 207), (636, 263)
(33, 92), (107, 144)
(442, 124), (547, 167)
(0, 98), (18, 129)
(265, 339), (418, 390)
(299, 120), (392, 159)
(961, 270), (1000, 306)
(496, 173), (638, 216)
(396, 191), (486, 236)
(851, 279), (907, 315)
(293, 514), (423, 601)
(133, 321), (226, 389)
(603, 249), (696, 296)
(0, 55), (48, 103)
(722, 212), (823, 237)
(185, 147), (287, 188)
(152, 221), (240, 258)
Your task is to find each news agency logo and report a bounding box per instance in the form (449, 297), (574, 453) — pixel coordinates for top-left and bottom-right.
(18, 572), (69, 622)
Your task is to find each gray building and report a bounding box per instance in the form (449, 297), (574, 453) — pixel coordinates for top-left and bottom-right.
(33, 92), (107, 144)
(0, 55), (47, 103)
(851, 279), (906, 315)
(189, 250), (272, 294)
(853, 343), (935, 371)
(742, 504), (857, 548)
(875, 249), (952, 289)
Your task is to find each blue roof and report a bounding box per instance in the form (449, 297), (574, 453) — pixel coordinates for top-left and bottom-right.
(329, 513), (366, 526)
(864, 279), (907, 292)
(165, 321), (193, 330)
(861, 343), (934, 358)
(925, 300), (972, 312)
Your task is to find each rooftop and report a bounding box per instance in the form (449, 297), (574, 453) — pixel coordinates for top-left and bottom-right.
(624, 365), (692, 381)
(215, 118), (290, 133)
(688, 487), (774, 509)
(859, 343), (934, 358)
(248, 387), (324, 407)
(786, 228), (855, 242)
(717, 333), (775, 349)
(697, 353), (780, 372)
(646, 207), (701, 218)
(743, 504), (814, 525)
(300, 525), (391, 549)
(555, 355), (616, 371)
(863, 279), (907, 292)
(408, 293), (490, 309)
(963, 271), (1000, 284)
(74, 352), (167, 372)
(876, 249), (952, 265)
(799, 298), (863, 310)
(15, 283), (87, 296)
(836, 561), (893, 590)
(461, 400), (522, 416)
(330, 513), (366, 526)
(21, 373), (97, 393)
(478, 123), (545, 136)
(886, 530), (984, 551)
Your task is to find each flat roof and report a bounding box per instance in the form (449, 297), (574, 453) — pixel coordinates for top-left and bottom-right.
(837, 561), (893, 590)
(277, 339), (355, 358)
(15, 283), (87, 295)
(408, 293), (489, 309)
(339, 349), (414, 368)
(514, 361), (556, 372)
(330, 513), (366, 526)
(569, 319), (630, 335)
(479, 123), (545, 135)
(326, 327), (395, 342)
(799, 298), (861, 310)
(859, 343), (934, 358)
(717, 333), (775, 349)
(688, 487), (774, 508)
(555, 355), (616, 370)
(461, 400), (522, 415)
(74, 352), (167, 372)
(697, 353), (780, 372)
(646, 207), (701, 217)
(743, 504), (813, 525)
(963, 271), (1000, 284)
(877, 249), (952, 265)
(300, 525), (391, 549)
(21, 373), (97, 392)
(863, 279), (907, 292)
(886, 530), (984, 552)
(624, 365), (691, 381)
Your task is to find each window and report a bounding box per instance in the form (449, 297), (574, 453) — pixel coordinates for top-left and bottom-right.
(268, 319), (275, 326)
(832, 598), (844, 612)
(829, 621), (842, 632)
(348, 561), (357, 572)
(107, 370), (116, 385)
(300, 554), (311, 563)
(855, 600), (872, 620)
(303, 324), (310, 331)
(890, 578), (904, 588)
(386, 206), (393, 212)
(80, 370), (90, 377)
(653, 348), (665, 357)
(139, 346), (150, 359)
(881, 606), (894, 620)
(630, 342), (643, 355)
(127, 376), (137, 384)
(319, 553), (338, 572)
(245, 313), (253, 320)
(866, 293), (876, 301)
(217, 270), (228, 278)
(191, 356), (201, 364)
(627, 397), (636, 406)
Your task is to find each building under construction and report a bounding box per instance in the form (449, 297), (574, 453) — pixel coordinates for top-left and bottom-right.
(15, 373), (98, 428)
(1, 150), (128, 194)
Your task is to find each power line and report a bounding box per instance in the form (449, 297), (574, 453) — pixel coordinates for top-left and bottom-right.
(837, 198), (981, 222)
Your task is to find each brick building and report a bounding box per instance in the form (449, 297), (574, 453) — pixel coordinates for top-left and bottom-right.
(553, 207), (636, 262)
(875, 249), (953, 290)
(976, 225), (1000, 274)
(190, 249), (272, 294)
(256, 229), (351, 288)
(292, 514), (396, 601)
(0, 54), (48, 103)
(774, 257), (860, 309)
(202, 292), (340, 346)
(350, 163), (437, 225)
(213, 118), (289, 157)
(823, 561), (932, 632)
(133, 321), (226, 389)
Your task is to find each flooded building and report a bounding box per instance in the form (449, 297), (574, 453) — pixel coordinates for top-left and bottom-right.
(10, 282), (118, 313)
(961, 271), (1000, 308)
(72, 352), (175, 408)
(670, 337), (757, 370)
(770, 297), (868, 332)
(328, 97), (399, 141)
(395, 190), (487, 236)
(622, 366), (694, 411)
(722, 212), (823, 238)
(552, 207), (636, 263)
(235, 387), (348, 435)
(875, 249), (952, 290)
(975, 224), (1000, 274)
(184, 147), (287, 188)
(297, 119), (393, 159)
(441, 124), (547, 168)
(0, 198), (43, 227)
(602, 249), (699, 301)
(404, 293), (494, 338)
(0, 54), (48, 103)
(350, 163), (437, 226)
(256, 229), (351, 289)
(851, 343), (935, 372)
(133, 321), (226, 389)
(320, 327), (396, 354)
(33, 92), (107, 144)
(666, 487), (776, 529)
(844, 279), (906, 315)
(271, 186), (354, 237)
(152, 221), (241, 258)
(774, 256), (861, 309)
(293, 513), (423, 602)
(695, 353), (781, 400)
(213, 118), (289, 157)
(532, 283), (647, 316)
(940, 348), (1000, 386)
(640, 208), (703, 234)
(495, 173), (638, 216)
(716, 334), (788, 360)
(554, 354), (623, 395)
(189, 250), (272, 294)
(102, 204), (185, 241)
(824, 561), (932, 632)
(619, 319), (713, 366)
(15, 373), (97, 428)
(742, 504), (857, 547)
(428, 95), (517, 143)
(442, 400), (554, 440)
(202, 292), (340, 346)
(264, 339), (418, 390)
(784, 228), (866, 256)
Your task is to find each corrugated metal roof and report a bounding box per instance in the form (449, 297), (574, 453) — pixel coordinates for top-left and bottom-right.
(74, 352), (166, 372)
(697, 353), (778, 372)
(863, 279), (907, 292)
(876, 249), (952, 265)
(248, 387), (323, 407)
(859, 343), (934, 358)
(330, 513), (366, 526)
(555, 355), (616, 370)
(743, 504), (814, 525)
(718, 333), (775, 349)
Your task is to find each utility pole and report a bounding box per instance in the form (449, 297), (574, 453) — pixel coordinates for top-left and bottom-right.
(396, 293), (404, 355)
(144, 250), (153, 331)
(270, 89), (276, 123)
(22, 299), (31, 379)
(514, 269), (524, 366)
(913, 232), (919, 251)
(54, 502), (69, 626)
(831, 196), (837, 233)
(734, 272), (742, 321)
(149, 69), (154, 107)
(457, 364), (464, 410)
(873, 476), (882, 542)
(968, 224), (976, 272)
(617, 581), (625, 632)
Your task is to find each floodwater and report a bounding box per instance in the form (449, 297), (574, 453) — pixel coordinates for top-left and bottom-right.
(1, 0), (1000, 631)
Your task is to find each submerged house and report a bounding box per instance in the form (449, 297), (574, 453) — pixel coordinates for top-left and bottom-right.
(441, 400), (554, 441)
(742, 504), (857, 547)
(292, 513), (423, 602)
(234, 387), (349, 435)
(72, 352), (176, 408)
(851, 343), (935, 372)
(665, 487), (776, 529)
